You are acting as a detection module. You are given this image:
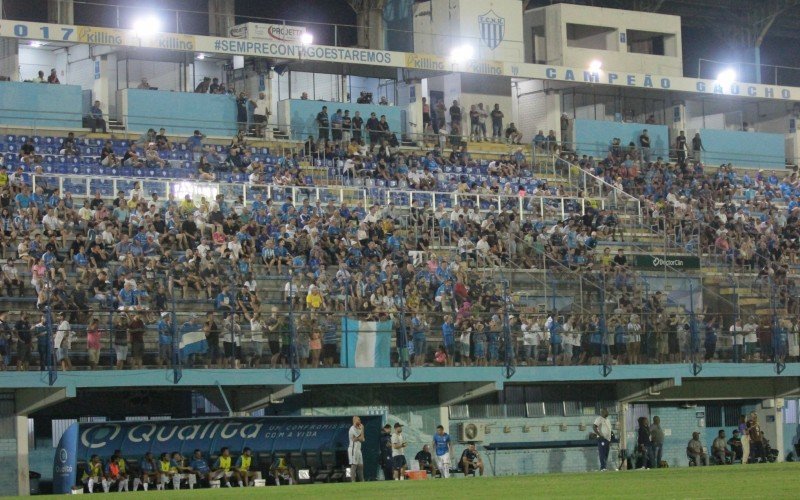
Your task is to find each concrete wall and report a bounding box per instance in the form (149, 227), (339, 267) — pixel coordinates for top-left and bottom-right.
(278, 98), (403, 141)
(696, 128), (785, 168)
(413, 0), (524, 63)
(573, 119), (669, 160)
(0, 81), (83, 129)
(524, 4), (682, 76)
(119, 88), (238, 137)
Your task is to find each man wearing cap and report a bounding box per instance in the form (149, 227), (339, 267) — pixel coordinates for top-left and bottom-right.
(687, 431), (709, 466)
(348, 416), (365, 482)
(378, 424), (393, 480)
(391, 423), (407, 480)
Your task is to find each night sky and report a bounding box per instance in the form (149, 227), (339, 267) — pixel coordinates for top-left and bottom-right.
(2, 0), (799, 81)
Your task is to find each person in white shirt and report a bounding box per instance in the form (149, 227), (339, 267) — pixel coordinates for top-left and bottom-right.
(251, 92), (271, 137)
(390, 423), (407, 480)
(459, 324), (471, 367)
(245, 311), (266, 368)
(593, 408), (612, 471)
(348, 416), (365, 482)
(627, 314), (642, 365)
(522, 317), (542, 366)
(54, 312), (74, 371)
(730, 319), (744, 363)
(743, 317), (759, 362)
(562, 316), (579, 364)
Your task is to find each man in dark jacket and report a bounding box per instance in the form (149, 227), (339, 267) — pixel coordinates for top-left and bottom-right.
(378, 423), (393, 480)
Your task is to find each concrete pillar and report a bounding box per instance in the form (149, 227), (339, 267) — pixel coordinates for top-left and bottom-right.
(355, 1), (386, 50)
(92, 56), (114, 120)
(0, 39), (19, 82)
(0, 397), (28, 496)
(208, 0), (236, 37)
(47, 0), (75, 25)
(546, 91), (563, 142)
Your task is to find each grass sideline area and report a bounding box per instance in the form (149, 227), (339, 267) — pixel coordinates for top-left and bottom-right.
(35, 463), (800, 498)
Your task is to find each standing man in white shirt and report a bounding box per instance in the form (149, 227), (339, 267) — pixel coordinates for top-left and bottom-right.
(251, 92), (271, 138)
(593, 408), (612, 471)
(348, 416), (365, 482)
(730, 318), (744, 363)
(54, 312), (74, 371)
(743, 316), (759, 362)
(390, 423), (407, 480)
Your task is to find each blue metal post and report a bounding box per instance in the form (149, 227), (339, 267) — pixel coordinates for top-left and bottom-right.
(396, 275), (411, 381)
(172, 277), (181, 384)
(501, 278), (515, 379)
(689, 282), (702, 376)
(287, 274), (300, 382)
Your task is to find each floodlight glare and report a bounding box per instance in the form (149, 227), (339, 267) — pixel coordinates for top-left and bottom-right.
(196, 53), (206, 60)
(716, 68), (737, 86)
(300, 33), (314, 45)
(133, 15), (162, 38)
(30, 41), (44, 48)
(588, 60), (602, 71)
(450, 44), (475, 62)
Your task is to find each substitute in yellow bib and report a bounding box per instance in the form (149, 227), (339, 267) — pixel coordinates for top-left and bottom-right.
(235, 447), (259, 487)
(211, 447), (240, 487)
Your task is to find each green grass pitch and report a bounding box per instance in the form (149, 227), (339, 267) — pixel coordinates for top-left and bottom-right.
(36, 463), (800, 499)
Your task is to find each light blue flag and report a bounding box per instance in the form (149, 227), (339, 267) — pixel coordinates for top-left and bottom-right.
(340, 317), (392, 368)
(179, 323), (208, 360)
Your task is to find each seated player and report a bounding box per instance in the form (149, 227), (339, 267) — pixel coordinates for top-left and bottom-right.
(82, 455), (109, 493)
(270, 455), (296, 485)
(171, 451), (197, 489)
(460, 443), (484, 476)
(105, 455), (129, 492)
(414, 444), (436, 476)
(211, 447), (240, 487)
(235, 447), (259, 487)
(189, 449), (213, 486)
(135, 452), (158, 491)
(158, 452), (179, 490)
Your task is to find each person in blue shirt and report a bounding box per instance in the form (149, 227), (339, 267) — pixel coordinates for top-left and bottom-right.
(411, 314), (428, 366)
(157, 313), (175, 366)
(188, 449), (212, 485)
(432, 425), (453, 478)
(118, 282), (137, 309)
(89, 100), (107, 133)
(215, 285), (234, 314)
(441, 315), (455, 366)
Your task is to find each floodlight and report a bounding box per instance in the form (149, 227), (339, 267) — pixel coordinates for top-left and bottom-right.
(196, 53), (206, 60)
(300, 33), (314, 45)
(30, 41), (44, 48)
(589, 60), (602, 71)
(450, 44), (475, 62)
(132, 15), (162, 38)
(716, 68), (737, 86)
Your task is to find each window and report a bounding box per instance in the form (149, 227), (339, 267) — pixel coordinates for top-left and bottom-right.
(626, 29), (677, 57)
(566, 24), (616, 51)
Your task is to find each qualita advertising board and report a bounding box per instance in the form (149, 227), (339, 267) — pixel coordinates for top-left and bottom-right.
(53, 416), (381, 493)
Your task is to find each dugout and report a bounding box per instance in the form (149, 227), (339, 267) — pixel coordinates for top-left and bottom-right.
(52, 415), (381, 493)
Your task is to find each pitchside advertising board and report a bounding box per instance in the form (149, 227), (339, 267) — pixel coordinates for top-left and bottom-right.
(0, 19), (798, 100)
(53, 416), (382, 493)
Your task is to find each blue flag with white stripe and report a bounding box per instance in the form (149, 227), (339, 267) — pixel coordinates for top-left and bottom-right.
(179, 323), (208, 360)
(340, 317), (392, 368)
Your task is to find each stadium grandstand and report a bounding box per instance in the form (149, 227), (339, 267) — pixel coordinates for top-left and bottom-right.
(0, 0), (800, 495)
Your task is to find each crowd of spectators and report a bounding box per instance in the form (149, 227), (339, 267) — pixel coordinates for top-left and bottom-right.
(1, 133), (799, 371)
(2, 109), (800, 371)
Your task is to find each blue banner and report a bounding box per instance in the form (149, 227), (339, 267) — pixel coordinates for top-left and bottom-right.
(53, 423), (78, 494)
(53, 416), (381, 493)
(340, 318), (393, 368)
